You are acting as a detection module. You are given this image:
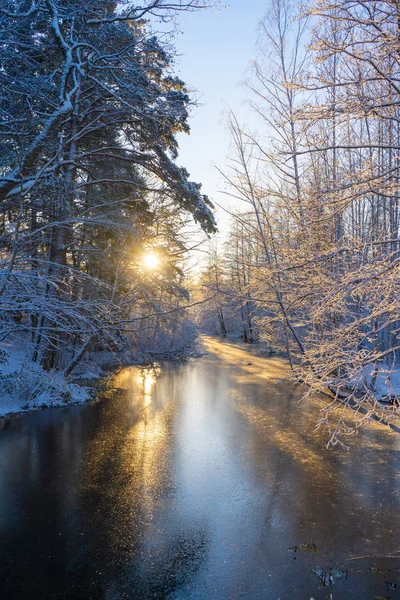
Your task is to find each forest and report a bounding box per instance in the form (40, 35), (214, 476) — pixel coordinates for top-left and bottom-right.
(0, 0), (400, 444)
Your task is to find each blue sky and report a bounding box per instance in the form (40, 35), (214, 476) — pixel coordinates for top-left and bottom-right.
(173, 1), (267, 237)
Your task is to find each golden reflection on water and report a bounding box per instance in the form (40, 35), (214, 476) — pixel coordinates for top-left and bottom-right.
(111, 364), (161, 391)
(83, 340), (400, 535)
(202, 336), (399, 454)
(120, 365), (172, 522)
(202, 336), (291, 383)
(137, 367), (160, 407)
(202, 336), (329, 476)
(230, 388), (329, 476)
(82, 363), (171, 522)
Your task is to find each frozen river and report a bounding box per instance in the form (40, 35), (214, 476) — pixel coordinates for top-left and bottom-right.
(0, 337), (399, 599)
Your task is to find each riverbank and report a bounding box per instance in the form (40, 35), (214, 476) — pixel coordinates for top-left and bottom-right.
(0, 339), (109, 417)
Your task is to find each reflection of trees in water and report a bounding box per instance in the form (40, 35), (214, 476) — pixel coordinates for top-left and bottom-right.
(136, 365), (161, 407)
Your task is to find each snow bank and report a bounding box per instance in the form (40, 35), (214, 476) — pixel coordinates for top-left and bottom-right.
(351, 363), (400, 402)
(0, 342), (92, 417)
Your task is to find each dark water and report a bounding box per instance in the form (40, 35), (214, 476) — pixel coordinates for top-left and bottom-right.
(0, 337), (399, 600)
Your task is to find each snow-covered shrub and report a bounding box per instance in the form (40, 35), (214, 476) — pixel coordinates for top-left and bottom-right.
(132, 316), (200, 362)
(0, 362), (91, 412)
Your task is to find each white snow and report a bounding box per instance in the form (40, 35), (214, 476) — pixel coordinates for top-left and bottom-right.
(0, 340), (93, 417)
(367, 365), (400, 401)
(351, 363), (400, 402)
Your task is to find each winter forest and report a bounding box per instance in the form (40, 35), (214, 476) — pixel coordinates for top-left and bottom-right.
(1, 0), (400, 446)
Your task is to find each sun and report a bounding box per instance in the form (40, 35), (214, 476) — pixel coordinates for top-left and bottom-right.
(142, 251), (161, 270)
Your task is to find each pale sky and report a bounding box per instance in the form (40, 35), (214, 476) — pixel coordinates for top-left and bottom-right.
(174, 1), (267, 239)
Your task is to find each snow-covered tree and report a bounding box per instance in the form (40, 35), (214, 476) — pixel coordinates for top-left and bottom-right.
(217, 0), (400, 445)
(0, 0), (216, 372)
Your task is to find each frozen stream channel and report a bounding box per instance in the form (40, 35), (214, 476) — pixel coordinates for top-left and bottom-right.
(0, 337), (399, 599)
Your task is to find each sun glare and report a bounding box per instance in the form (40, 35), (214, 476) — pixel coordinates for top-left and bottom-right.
(142, 251), (160, 270)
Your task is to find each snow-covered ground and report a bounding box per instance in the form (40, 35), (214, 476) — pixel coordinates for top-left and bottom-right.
(367, 364), (400, 400)
(0, 340), (101, 417)
(349, 363), (400, 402)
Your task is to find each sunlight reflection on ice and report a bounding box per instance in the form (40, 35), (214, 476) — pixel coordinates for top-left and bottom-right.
(137, 367), (160, 407)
